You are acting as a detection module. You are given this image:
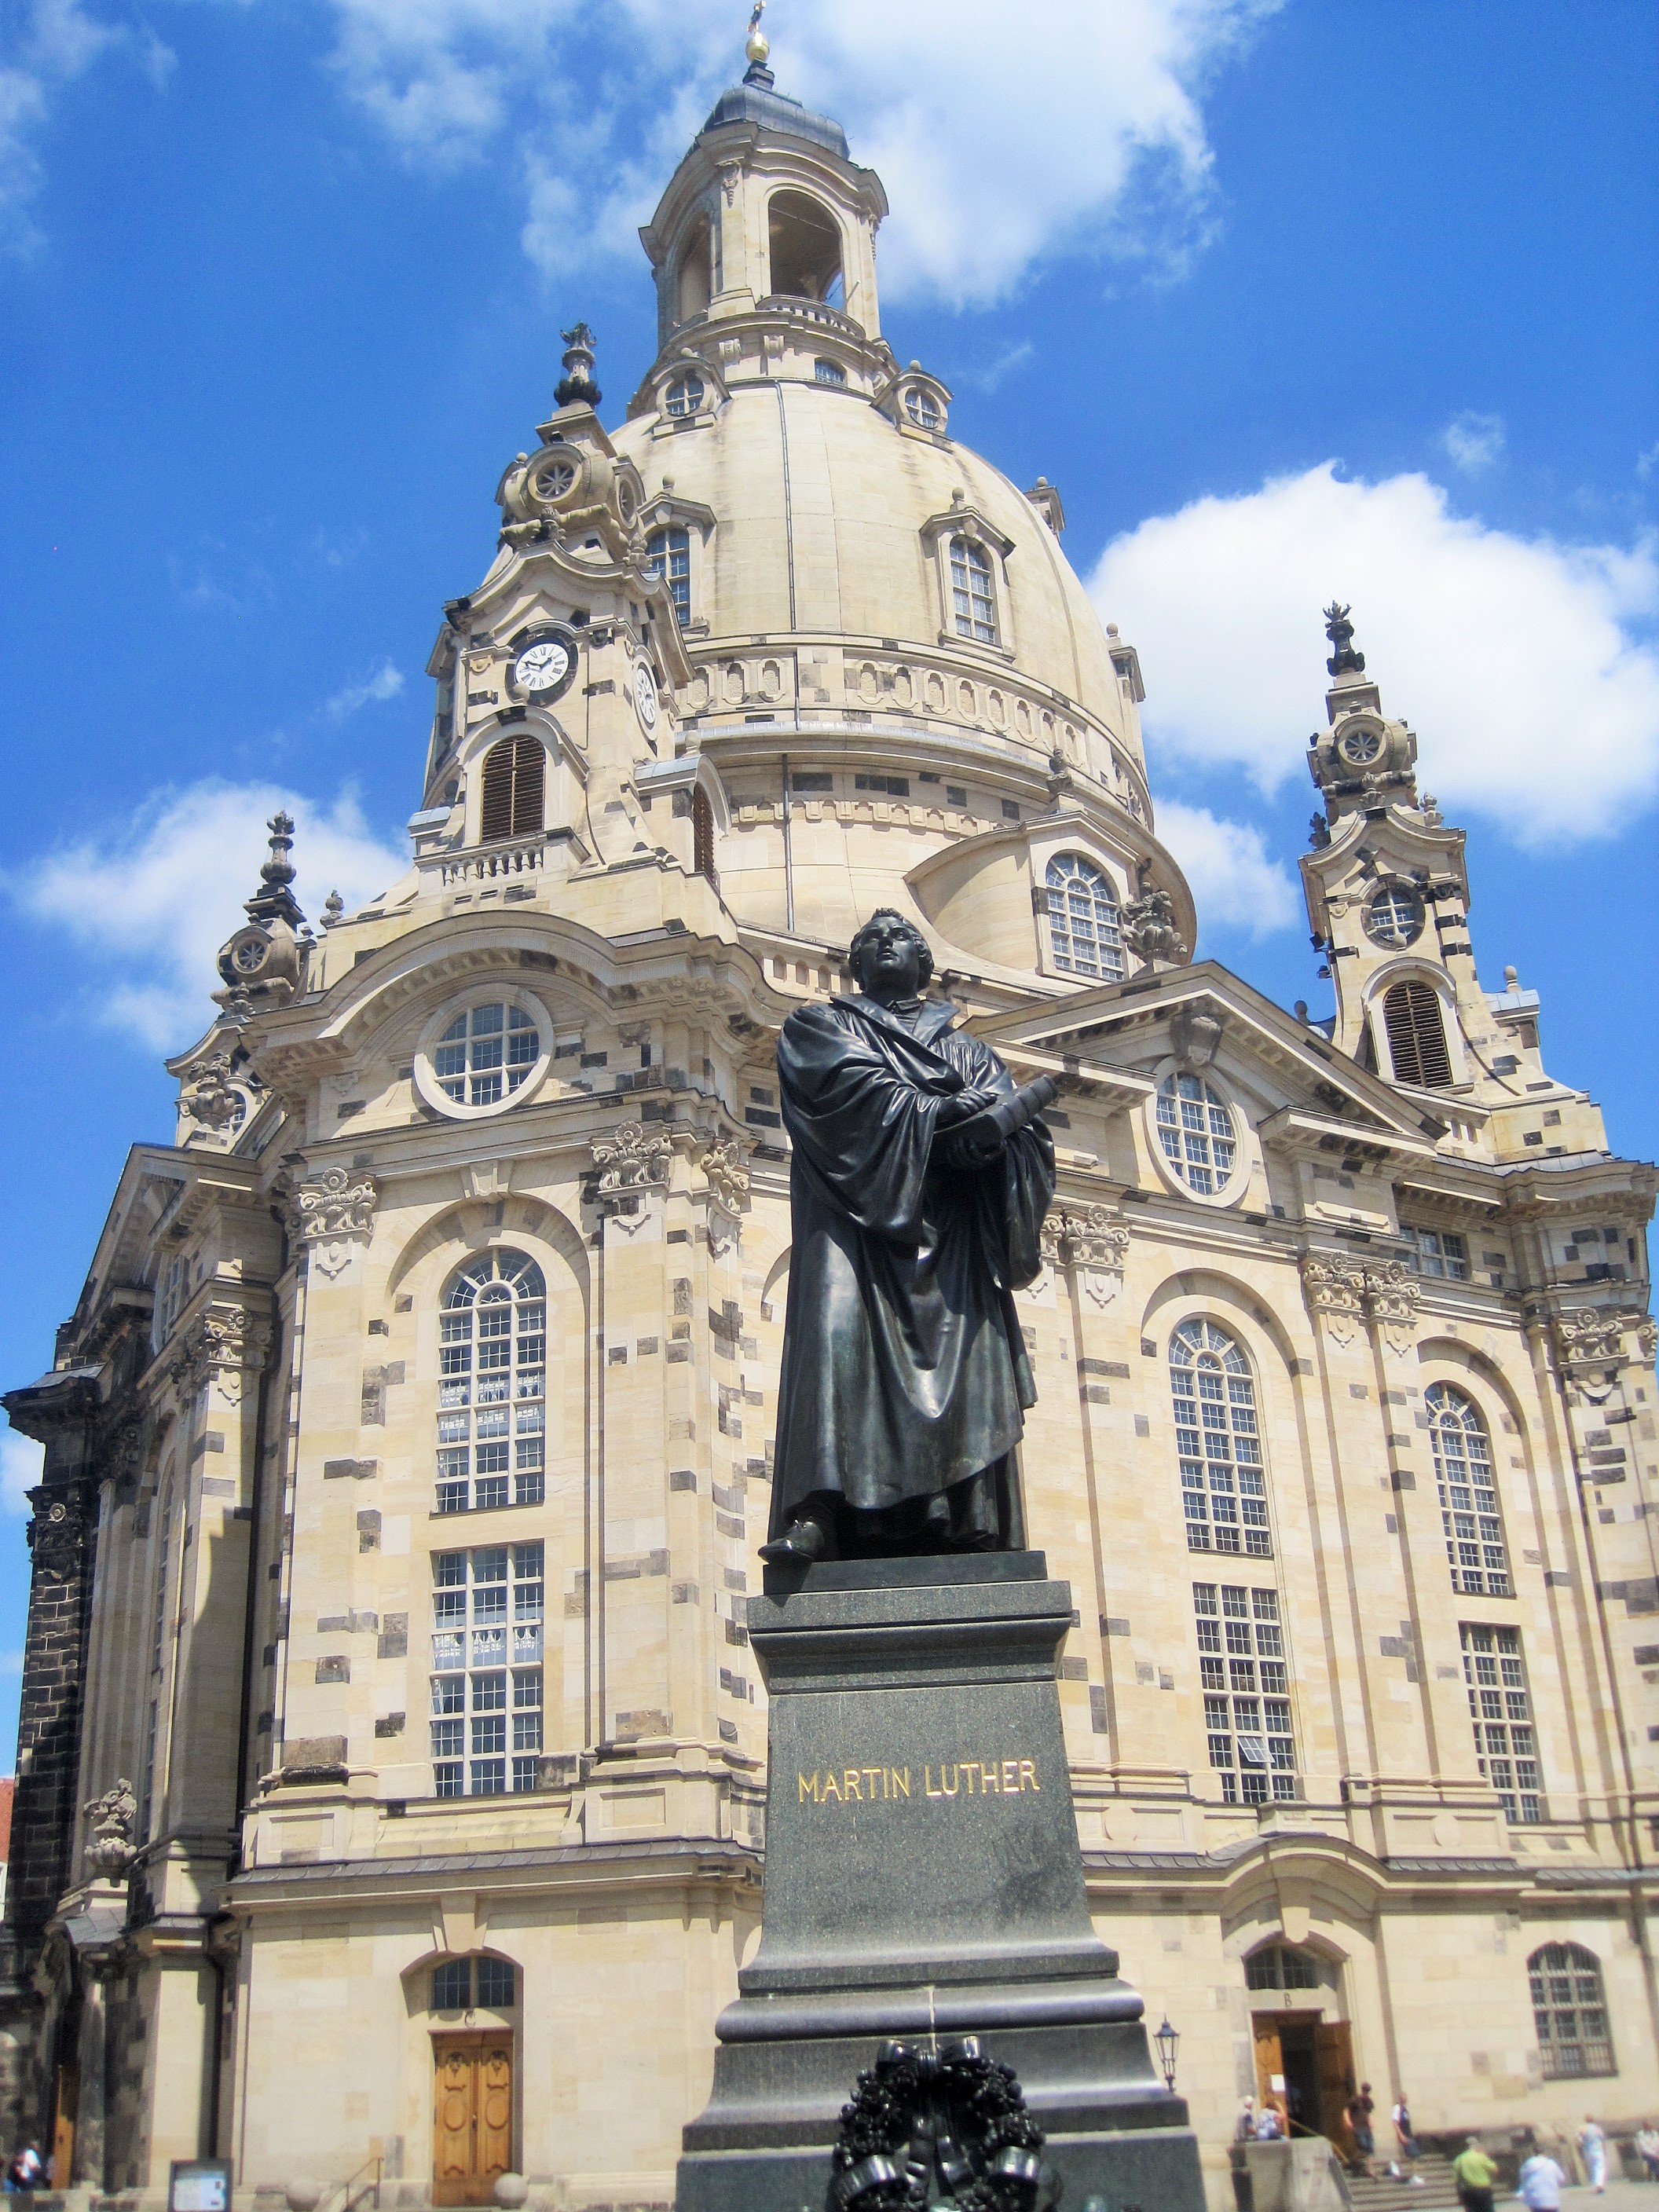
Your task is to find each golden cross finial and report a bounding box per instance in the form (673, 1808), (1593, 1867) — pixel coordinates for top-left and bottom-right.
(746, 1), (770, 68)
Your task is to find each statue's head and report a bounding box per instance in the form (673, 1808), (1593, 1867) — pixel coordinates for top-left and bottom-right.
(848, 910), (934, 1001)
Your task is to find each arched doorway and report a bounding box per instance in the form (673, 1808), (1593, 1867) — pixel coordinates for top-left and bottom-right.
(1245, 1943), (1357, 2156)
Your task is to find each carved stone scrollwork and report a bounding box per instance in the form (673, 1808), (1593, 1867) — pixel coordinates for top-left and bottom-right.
(1554, 1305), (1653, 1372)
(297, 1163), (378, 1281)
(698, 1138), (751, 1261)
(1363, 1259), (1420, 1353)
(1056, 1203), (1130, 1311)
(699, 1139), (751, 1217)
(180, 1052), (247, 1142)
(1300, 1251), (1367, 1347)
(82, 1779), (138, 1880)
(592, 1122), (672, 1197)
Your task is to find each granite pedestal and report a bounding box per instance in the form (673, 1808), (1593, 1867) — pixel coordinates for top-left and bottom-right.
(676, 1553), (1205, 2210)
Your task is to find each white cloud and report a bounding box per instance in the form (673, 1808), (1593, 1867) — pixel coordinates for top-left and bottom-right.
(0, 1433), (43, 1516)
(314, 0), (1280, 305)
(1639, 441), (1659, 485)
(1155, 800), (1299, 939)
(5, 781), (405, 1051)
(1442, 411), (1505, 474)
(959, 341), (1035, 396)
(1090, 463), (1659, 845)
(1, 0), (169, 251)
(324, 657), (405, 721)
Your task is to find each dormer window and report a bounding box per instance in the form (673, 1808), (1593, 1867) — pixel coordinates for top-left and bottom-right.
(814, 358), (847, 387)
(950, 537), (998, 645)
(1366, 882), (1425, 948)
(904, 387), (941, 431)
(644, 527), (691, 625)
(1046, 855), (1124, 981)
(664, 374), (705, 419)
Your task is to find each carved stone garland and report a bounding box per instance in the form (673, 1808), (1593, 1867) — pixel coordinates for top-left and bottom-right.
(826, 2037), (1048, 2212)
(698, 1137), (751, 1259)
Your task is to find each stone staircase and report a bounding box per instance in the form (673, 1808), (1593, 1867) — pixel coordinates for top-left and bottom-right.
(1344, 2150), (1460, 2212)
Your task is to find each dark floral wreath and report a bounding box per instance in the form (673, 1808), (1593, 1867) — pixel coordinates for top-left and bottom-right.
(826, 2036), (1050, 2211)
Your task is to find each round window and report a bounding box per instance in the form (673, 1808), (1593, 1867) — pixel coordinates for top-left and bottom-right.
(415, 991), (552, 1121)
(665, 375), (705, 419)
(1366, 882), (1426, 948)
(531, 450), (580, 504)
(904, 386), (942, 431)
(1338, 725), (1383, 766)
(1153, 1071), (1240, 1199)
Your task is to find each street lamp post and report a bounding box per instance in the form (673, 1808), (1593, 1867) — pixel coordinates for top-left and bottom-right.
(1155, 2015), (1181, 2094)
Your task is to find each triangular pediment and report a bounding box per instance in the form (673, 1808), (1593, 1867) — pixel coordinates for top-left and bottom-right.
(970, 959), (1446, 1158)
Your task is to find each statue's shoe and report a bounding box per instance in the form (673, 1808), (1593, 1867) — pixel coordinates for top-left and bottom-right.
(758, 1516), (830, 1564)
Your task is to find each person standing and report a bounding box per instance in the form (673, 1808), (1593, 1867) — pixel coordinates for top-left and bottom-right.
(1234, 2097), (1258, 2146)
(1451, 2134), (1500, 2212)
(1518, 2149), (1568, 2210)
(1635, 2124), (1659, 2182)
(1579, 2116), (1608, 2194)
(1391, 2093), (1425, 2184)
(1346, 2083), (1377, 2176)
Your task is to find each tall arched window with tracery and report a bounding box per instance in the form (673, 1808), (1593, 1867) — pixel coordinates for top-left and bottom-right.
(436, 1251), (547, 1515)
(479, 735), (546, 843)
(1529, 1943), (1614, 2077)
(950, 537), (998, 643)
(1046, 855), (1124, 981)
(1428, 1382), (1511, 1595)
(1170, 1319), (1270, 1557)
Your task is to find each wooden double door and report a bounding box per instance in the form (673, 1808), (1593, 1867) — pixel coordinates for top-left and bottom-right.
(1252, 2012), (1356, 2155)
(433, 2033), (514, 2206)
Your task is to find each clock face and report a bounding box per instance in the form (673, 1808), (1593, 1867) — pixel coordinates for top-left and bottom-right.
(633, 663), (660, 730)
(513, 638), (572, 698)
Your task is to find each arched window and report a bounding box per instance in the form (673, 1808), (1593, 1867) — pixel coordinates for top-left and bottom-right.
(1155, 1073), (1238, 1196)
(1428, 1382), (1510, 1595)
(691, 786), (716, 884)
(1046, 855), (1124, 981)
(1170, 1320), (1269, 1557)
(644, 526), (691, 625)
(436, 1250), (547, 1514)
(479, 736), (545, 844)
(1529, 1943), (1614, 2078)
(767, 190), (843, 303)
(676, 224), (711, 321)
(662, 375), (704, 420)
(433, 1955), (518, 2012)
(950, 536), (998, 644)
(904, 386), (941, 431)
(1382, 978), (1452, 1088)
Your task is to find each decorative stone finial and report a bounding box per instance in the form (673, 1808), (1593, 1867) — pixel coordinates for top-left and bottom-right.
(243, 811), (306, 929)
(555, 322), (601, 411)
(744, 1), (774, 86)
(322, 890), (344, 928)
(1324, 601), (1366, 677)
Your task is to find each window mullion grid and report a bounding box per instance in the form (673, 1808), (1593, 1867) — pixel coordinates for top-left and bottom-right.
(432, 1540), (544, 1798)
(1193, 1579), (1295, 1805)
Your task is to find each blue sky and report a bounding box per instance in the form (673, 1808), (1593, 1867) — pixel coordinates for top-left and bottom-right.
(2, 0), (1656, 1760)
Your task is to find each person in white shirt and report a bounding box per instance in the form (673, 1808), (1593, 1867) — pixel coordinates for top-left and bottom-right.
(1635, 2124), (1659, 2182)
(1579, 2117), (1608, 2194)
(1518, 2152), (1567, 2210)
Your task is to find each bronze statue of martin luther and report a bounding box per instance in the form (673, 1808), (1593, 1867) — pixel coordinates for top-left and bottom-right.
(760, 910), (1059, 1566)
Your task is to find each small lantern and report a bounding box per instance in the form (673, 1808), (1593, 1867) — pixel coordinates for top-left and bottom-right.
(1155, 2015), (1180, 2093)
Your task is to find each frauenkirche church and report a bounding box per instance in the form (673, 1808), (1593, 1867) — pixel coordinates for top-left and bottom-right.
(4, 27), (1656, 2209)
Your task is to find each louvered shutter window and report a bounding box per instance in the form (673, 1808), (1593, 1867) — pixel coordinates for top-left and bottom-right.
(692, 787), (716, 884)
(480, 738), (545, 843)
(1382, 980), (1452, 1088)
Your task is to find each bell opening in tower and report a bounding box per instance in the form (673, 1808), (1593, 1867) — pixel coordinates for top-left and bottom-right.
(767, 189), (844, 307)
(676, 218), (712, 324)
